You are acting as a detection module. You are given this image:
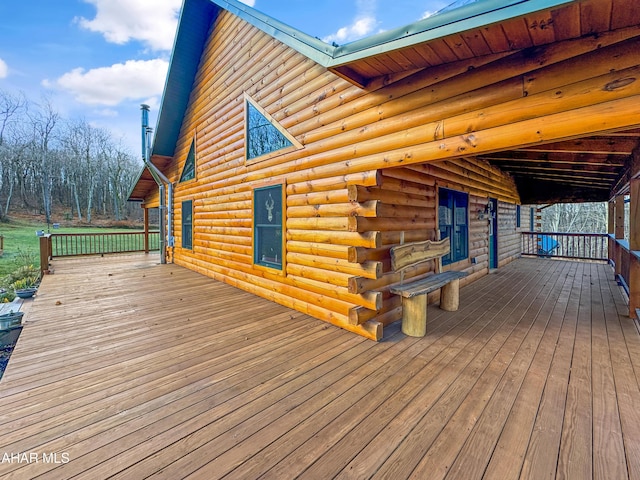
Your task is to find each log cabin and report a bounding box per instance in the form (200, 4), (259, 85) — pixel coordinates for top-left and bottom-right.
(128, 0), (640, 340)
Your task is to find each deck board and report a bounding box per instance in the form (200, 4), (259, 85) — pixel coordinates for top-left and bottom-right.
(557, 262), (593, 480)
(591, 263), (628, 480)
(1, 255), (639, 479)
(599, 263), (640, 480)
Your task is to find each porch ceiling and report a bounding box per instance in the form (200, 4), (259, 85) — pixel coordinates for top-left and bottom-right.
(128, 155), (173, 203)
(478, 128), (640, 204)
(329, 0), (640, 205)
(331, 0), (640, 85)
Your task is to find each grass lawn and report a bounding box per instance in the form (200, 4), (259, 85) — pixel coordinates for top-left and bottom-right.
(0, 219), (149, 280)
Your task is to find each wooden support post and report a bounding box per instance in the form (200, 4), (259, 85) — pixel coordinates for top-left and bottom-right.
(608, 200), (616, 269)
(401, 294), (427, 337)
(608, 201), (615, 235)
(614, 195), (625, 277)
(143, 206), (150, 253)
(629, 179), (640, 251)
(615, 195), (625, 240)
(39, 234), (51, 275)
(440, 278), (460, 311)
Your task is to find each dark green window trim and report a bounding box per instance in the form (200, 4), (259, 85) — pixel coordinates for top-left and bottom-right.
(182, 200), (193, 249)
(179, 139), (196, 183)
(438, 188), (468, 265)
(246, 101), (293, 160)
(530, 207), (535, 231)
(253, 185), (283, 270)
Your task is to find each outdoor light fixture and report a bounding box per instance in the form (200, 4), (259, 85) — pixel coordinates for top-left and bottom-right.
(477, 204), (490, 220)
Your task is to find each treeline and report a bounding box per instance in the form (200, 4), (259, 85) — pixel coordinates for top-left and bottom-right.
(540, 202), (608, 234)
(0, 90), (143, 223)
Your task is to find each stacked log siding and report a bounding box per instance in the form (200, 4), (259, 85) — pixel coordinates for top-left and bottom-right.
(143, 9), (640, 339)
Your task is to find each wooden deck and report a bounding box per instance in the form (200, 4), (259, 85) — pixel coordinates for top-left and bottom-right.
(1, 254), (640, 479)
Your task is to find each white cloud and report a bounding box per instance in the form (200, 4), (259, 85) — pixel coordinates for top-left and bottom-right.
(0, 58), (8, 78)
(240, 0), (255, 6)
(77, 0), (181, 51)
(93, 108), (119, 117)
(322, 0), (378, 45)
(47, 59), (169, 106)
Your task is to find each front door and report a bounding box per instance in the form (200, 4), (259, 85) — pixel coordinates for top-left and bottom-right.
(488, 198), (498, 269)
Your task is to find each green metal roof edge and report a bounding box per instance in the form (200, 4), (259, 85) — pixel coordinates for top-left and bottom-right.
(207, 0), (578, 68)
(329, 0), (577, 66)
(210, 0), (336, 67)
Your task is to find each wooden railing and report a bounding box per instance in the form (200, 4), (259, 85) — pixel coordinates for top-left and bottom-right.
(50, 231), (160, 257)
(40, 231), (160, 273)
(609, 235), (639, 298)
(521, 232), (609, 261)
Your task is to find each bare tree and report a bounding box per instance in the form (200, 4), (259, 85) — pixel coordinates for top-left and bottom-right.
(0, 89), (143, 223)
(26, 96), (60, 224)
(542, 202), (608, 233)
(0, 90), (26, 219)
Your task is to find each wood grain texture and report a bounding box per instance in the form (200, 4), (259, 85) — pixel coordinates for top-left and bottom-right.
(390, 238), (450, 272)
(137, 5), (640, 338)
(1, 256), (640, 478)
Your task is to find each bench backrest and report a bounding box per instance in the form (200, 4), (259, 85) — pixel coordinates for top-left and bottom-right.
(390, 237), (450, 272)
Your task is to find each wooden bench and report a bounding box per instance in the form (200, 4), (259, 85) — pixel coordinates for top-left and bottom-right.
(390, 237), (468, 337)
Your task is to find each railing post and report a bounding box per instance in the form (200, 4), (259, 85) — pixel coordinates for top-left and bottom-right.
(143, 206), (150, 253)
(629, 179), (640, 317)
(39, 234), (52, 275)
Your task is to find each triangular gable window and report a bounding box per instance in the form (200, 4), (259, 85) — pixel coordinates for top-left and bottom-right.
(179, 139), (196, 183)
(245, 96), (300, 162)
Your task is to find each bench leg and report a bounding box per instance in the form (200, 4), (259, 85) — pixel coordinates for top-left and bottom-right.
(401, 294), (427, 337)
(440, 278), (460, 311)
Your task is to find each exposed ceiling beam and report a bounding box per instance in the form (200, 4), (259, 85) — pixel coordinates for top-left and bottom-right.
(517, 138), (637, 155)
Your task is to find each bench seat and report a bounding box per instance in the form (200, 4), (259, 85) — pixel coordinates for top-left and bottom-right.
(390, 270), (469, 337)
(388, 237), (468, 337)
(390, 271), (468, 298)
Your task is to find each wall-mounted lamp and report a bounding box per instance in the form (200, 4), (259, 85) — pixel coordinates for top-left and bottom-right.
(477, 204), (489, 220)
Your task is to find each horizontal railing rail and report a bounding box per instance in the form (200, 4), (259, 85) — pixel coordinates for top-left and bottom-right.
(521, 231), (608, 261)
(49, 231), (160, 257)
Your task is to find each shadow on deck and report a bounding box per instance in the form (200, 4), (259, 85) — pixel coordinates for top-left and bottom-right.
(1, 254), (640, 479)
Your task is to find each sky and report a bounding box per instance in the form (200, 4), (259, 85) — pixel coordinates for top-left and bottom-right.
(0, 0), (451, 158)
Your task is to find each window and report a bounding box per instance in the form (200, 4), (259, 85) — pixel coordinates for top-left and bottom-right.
(530, 207), (535, 231)
(254, 185), (283, 270)
(516, 205), (521, 228)
(182, 200), (193, 249)
(179, 139), (196, 182)
(245, 96), (300, 162)
(438, 188), (468, 265)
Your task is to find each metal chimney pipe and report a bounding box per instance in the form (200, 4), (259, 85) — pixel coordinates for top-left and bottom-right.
(141, 104), (150, 159)
(140, 104), (170, 264)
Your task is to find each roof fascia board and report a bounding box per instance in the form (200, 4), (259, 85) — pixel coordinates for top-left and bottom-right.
(328, 0), (577, 66)
(127, 165), (147, 201)
(210, 0), (335, 67)
(152, 0), (217, 157)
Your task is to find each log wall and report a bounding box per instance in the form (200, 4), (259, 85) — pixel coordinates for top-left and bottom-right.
(149, 10), (640, 339)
